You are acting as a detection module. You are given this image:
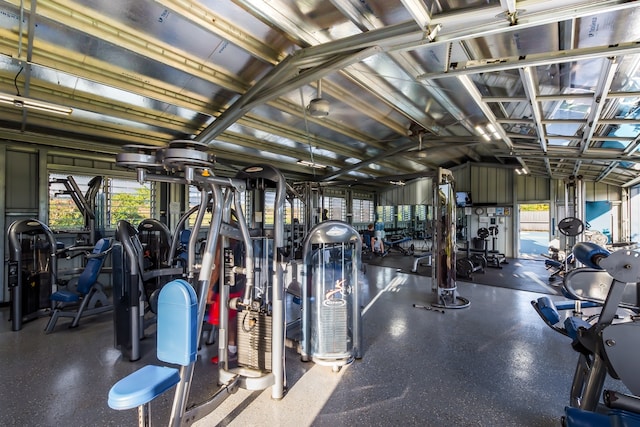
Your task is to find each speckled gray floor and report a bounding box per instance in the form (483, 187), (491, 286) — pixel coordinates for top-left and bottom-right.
(0, 264), (625, 426)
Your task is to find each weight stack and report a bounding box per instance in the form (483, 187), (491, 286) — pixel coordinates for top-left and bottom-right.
(237, 312), (272, 371)
(317, 301), (348, 355)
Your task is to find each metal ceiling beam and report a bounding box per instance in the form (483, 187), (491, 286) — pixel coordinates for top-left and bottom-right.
(400, 0), (432, 30)
(152, 0), (284, 65)
(321, 140), (422, 181)
(595, 132), (640, 182)
(0, 107), (172, 144)
(13, 1), (403, 157)
(580, 58), (619, 155)
(456, 75), (514, 152)
(197, 46), (381, 141)
(27, 0), (246, 91)
(519, 67), (548, 156)
(419, 41), (640, 80)
(1, 39), (398, 167)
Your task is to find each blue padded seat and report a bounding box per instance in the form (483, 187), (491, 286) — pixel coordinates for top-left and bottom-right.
(564, 406), (610, 427)
(537, 297), (561, 325)
(545, 259), (562, 269)
(108, 365), (180, 410)
(50, 289), (81, 303)
(51, 238), (112, 303)
(108, 279), (197, 424)
(564, 316), (592, 341)
(610, 409), (640, 427)
(45, 238), (113, 333)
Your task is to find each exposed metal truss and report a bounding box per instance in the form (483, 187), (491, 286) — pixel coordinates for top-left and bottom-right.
(0, 0), (638, 187)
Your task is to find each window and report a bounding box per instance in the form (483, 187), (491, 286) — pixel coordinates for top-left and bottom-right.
(187, 186), (213, 227)
(49, 174), (152, 230)
(321, 196), (346, 221)
(377, 205), (396, 223)
(352, 198), (375, 224)
(286, 197), (305, 225)
(49, 174), (98, 230)
(107, 178), (152, 228)
(187, 186), (249, 227)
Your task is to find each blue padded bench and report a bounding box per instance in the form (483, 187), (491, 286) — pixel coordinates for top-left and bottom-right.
(108, 279), (197, 426)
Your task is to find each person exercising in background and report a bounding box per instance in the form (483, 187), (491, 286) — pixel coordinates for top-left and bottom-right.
(372, 236), (384, 254)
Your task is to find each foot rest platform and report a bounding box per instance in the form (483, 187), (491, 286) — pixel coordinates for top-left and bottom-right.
(108, 365), (180, 410)
(564, 317), (592, 341)
(536, 297), (561, 324)
(534, 297), (593, 339)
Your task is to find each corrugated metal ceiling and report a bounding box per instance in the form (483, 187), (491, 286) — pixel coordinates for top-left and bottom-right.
(0, 0), (639, 187)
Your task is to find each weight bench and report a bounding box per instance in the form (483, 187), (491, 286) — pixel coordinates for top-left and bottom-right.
(411, 253), (432, 273)
(108, 278), (197, 426)
(383, 236), (414, 256)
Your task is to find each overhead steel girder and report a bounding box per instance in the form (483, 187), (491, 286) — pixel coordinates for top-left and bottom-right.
(9, 2), (402, 154)
(595, 134), (640, 182)
(456, 75), (513, 150)
(1, 44), (396, 169)
(196, 46), (382, 141)
(154, 0), (411, 136)
(0, 106), (173, 144)
(495, 152), (640, 163)
(321, 140), (424, 182)
(198, 0), (634, 147)
(152, 0), (284, 65)
(519, 67), (548, 154)
(19, 0), (247, 92)
(321, 140), (481, 182)
(580, 58), (619, 155)
(0, 128), (125, 156)
(419, 41), (640, 80)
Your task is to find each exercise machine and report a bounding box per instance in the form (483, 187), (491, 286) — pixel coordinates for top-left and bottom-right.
(7, 218), (60, 331)
(137, 218), (172, 269)
(559, 242), (640, 425)
(477, 226), (507, 268)
(300, 220), (363, 371)
(430, 168), (470, 309)
(113, 219), (184, 361)
(456, 240), (486, 280)
(110, 141), (288, 424)
(540, 242), (640, 413)
(382, 235), (414, 256)
(44, 237), (113, 333)
(49, 175), (103, 245)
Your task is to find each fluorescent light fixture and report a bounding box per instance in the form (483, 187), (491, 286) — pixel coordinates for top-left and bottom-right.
(487, 123), (501, 139)
(389, 180), (406, 186)
(476, 124), (501, 141)
(297, 159), (327, 169)
(515, 168), (528, 175)
(0, 92), (72, 115)
(475, 125), (491, 141)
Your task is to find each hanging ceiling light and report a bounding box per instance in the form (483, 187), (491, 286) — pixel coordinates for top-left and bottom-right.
(306, 80), (329, 118)
(0, 92), (72, 115)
